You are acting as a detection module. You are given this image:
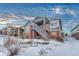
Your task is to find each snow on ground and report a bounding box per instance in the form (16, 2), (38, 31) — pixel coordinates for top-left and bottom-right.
(0, 35), (10, 56)
(0, 46), (10, 56)
(17, 37), (79, 56)
(17, 40), (63, 56)
(0, 35), (79, 56)
(0, 35), (6, 45)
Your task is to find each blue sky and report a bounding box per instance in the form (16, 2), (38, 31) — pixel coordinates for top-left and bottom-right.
(0, 3), (79, 34)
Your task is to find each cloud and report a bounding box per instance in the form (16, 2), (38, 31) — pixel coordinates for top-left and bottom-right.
(66, 9), (77, 17)
(51, 6), (78, 17)
(51, 7), (65, 15)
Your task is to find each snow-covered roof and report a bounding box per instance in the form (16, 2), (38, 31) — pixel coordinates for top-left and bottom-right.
(0, 24), (7, 30)
(33, 16), (49, 22)
(33, 16), (61, 23)
(0, 18), (11, 24)
(9, 19), (29, 28)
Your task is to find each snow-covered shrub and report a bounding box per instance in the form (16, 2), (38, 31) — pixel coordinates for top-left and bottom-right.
(4, 36), (17, 47)
(39, 49), (48, 56)
(8, 44), (19, 56)
(4, 36), (20, 56)
(56, 37), (64, 42)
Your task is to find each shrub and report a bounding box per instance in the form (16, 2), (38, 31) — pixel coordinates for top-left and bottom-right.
(4, 36), (19, 56)
(39, 49), (48, 56)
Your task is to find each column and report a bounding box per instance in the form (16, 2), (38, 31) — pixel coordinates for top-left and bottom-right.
(18, 27), (20, 38)
(32, 30), (35, 39)
(29, 25), (32, 39)
(44, 19), (46, 31)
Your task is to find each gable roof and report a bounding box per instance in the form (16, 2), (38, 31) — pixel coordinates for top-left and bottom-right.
(0, 24), (7, 30)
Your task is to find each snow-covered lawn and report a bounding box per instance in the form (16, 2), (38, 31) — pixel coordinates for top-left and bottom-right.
(0, 35), (79, 56)
(0, 46), (10, 56)
(17, 37), (79, 56)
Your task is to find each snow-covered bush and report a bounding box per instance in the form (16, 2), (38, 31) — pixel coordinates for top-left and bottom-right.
(8, 44), (20, 56)
(4, 36), (17, 47)
(56, 37), (64, 42)
(4, 36), (20, 56)
(39, 49), (48, 56)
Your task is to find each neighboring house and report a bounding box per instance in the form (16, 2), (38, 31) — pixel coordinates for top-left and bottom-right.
(7, 19), (30, 39)
(0, 24), (7, 34)
(71, 25), (79, 40)
(0, 18), (11, 35)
